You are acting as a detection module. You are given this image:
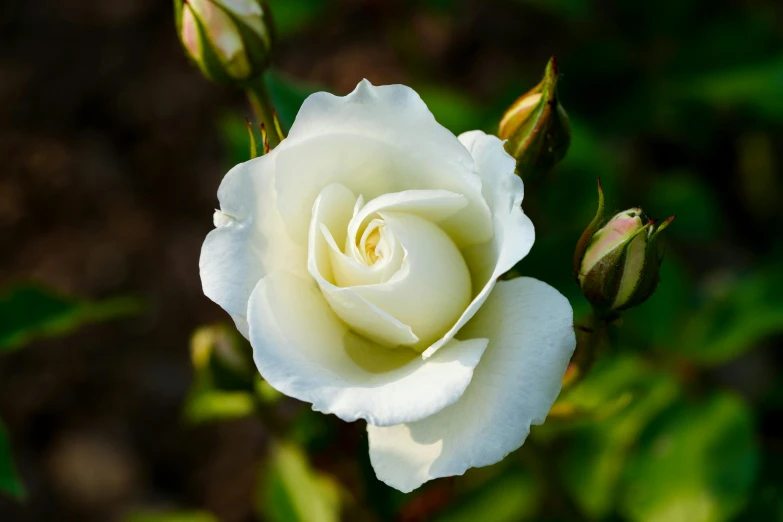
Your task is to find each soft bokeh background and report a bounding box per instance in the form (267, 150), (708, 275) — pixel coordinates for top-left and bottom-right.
(1, 0), (782, 521)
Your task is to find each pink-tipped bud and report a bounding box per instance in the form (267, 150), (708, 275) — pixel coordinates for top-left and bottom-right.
(574, 181), (674, 315)
(175, 0), (274, 86)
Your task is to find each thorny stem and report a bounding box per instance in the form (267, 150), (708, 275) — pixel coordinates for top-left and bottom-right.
(246, 77), (281, 150)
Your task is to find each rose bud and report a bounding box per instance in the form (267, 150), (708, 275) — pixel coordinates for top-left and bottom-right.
(174, 0), (274, 85)
(498, 56), (571, 179)
(191, 323), (255, 390)
(574, 181), (674, 315)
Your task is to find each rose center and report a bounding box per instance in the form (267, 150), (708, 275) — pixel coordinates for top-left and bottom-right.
(357, 219), (389, 266)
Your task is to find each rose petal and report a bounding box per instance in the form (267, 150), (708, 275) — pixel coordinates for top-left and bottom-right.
(346, 189), (469, 251)
(273, 80), (493, 248)
(367, 277), (576, 492)
(248, 271), (489, 426)
(309, 183), (419, 347)
(422, 131), (534, 358)
(353, 212), (472, 351)
(199, 155), (305, 337)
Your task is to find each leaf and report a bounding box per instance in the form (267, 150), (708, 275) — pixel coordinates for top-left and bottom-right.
(0, 284), (142, 352)
(257, 441), (341, 522)
(183, 389), (256, 425)
(556, 356), (680, 518)
(433, 470), (540, 522)
(0, 418), (25, 499)
(124, 511), (219, 522)
(620, 393), (758, 522)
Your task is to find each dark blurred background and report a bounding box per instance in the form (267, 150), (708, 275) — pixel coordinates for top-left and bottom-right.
(1, 1), (782, 521)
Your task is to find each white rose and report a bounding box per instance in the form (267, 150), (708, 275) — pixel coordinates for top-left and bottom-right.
(200, 80), (576, 492)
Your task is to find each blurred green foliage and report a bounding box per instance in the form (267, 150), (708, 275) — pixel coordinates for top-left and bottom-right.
(257, 442), (342, 522)
(183, 323), (263, 424)
(434, 470), (541, 522)
(621, 393), (757, 522)
(0, 285), (142, 352)
(0, 284), (142, 501)
(124, 511), (219, 522)
(0, 419), (24, 499)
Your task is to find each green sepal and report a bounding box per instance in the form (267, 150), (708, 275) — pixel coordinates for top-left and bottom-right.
(616, 216), (675, 311)
(246, 118), (258, 159)
(573, 178), (605, 280)
(225, 1), (275, 83)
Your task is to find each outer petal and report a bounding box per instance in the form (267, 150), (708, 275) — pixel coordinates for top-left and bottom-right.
(199, 154), (305, 336)
(272, 80), (493, 247)
(422, 131), (534, 358)
(367, 277), (575, 493)
(248, 271), (489, 427)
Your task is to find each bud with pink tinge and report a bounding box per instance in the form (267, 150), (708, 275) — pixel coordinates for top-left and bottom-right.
(574, 181), (675, 315)
(174, 0), (274, 85)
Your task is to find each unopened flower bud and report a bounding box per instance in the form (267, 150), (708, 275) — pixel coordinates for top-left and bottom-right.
(498, 56), (571, 179)
(191, 323), (255, 390)
(574, 181), (675, 315)
(175, 0), (274, 85)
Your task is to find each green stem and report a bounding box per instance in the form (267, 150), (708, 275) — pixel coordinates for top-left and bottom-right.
(246, 77), (281, 149)
(565, 308), (608, 389)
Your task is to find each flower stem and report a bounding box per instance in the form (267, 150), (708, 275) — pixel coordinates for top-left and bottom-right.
(563, 308), (608, 389)
(245, 77), (281, 150)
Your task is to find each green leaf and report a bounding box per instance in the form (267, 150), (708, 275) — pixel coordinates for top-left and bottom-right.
(124, 511), (219, 522)
(433, 470), (540, 522)
(258, 441), (341, 522)
(620, 393), (758, 522)
(0, 418), (25, 499)
(183, 389), (256, 425)
(556, 356), (680, 518)
(0, 284), (142, 352)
